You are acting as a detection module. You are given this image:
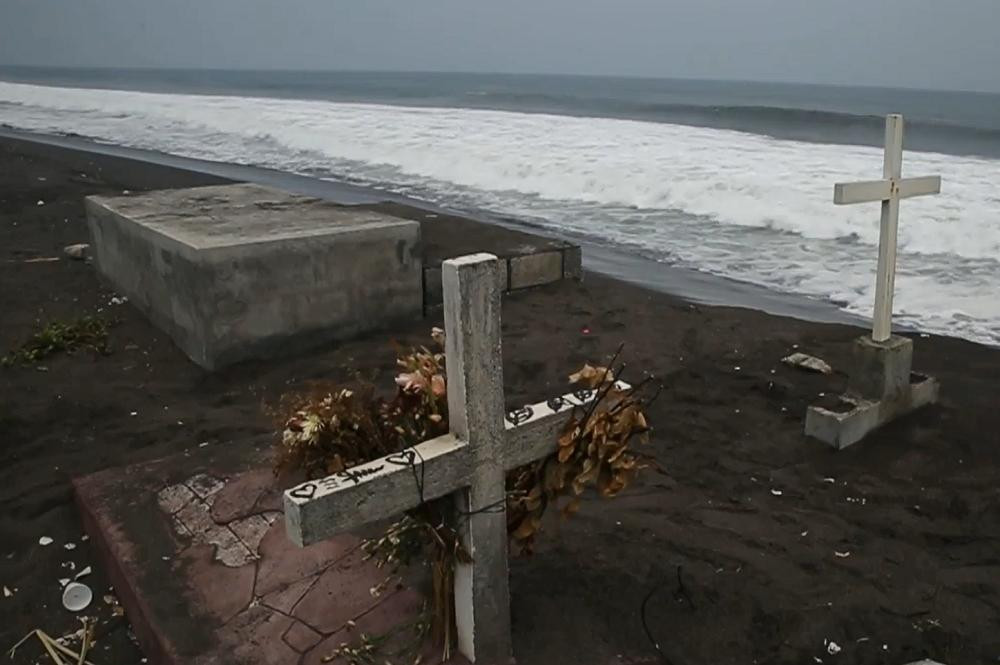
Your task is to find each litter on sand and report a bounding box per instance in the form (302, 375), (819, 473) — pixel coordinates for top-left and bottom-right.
(39, 536), (54, 547)
(15, 257), (61, 264)
(781, 352), (833, 375)
(62, 582), (93, 612)
(7, 621), (97, 665)
(63, 244), (90, 260)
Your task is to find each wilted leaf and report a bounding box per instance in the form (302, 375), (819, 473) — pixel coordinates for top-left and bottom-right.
(396, 371), (429, 393)
(544, 460), (569, 491)
(511, 515), (540, 540)
(561, 497), (581, 518)
(557, 444), (574, 463)
(558, 425), (579, 448)
(568, 364), (615, 388)
(326, 454), (345, 474)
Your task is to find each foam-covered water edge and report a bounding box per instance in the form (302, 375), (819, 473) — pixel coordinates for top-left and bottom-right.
(1, 80), (996, 345)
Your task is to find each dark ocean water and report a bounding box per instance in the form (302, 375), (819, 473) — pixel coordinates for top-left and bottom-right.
(2, 66), (1000, 157)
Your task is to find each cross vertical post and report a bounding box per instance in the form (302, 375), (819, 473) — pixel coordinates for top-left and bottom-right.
(872, 114), (904, 342)
(833, 113), (941, 343)
(442, 254), (511, 664)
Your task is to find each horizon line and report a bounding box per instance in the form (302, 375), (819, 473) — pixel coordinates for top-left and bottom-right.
(0, 64), (997, 97)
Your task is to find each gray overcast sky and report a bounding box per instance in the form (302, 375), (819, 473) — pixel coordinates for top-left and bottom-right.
(2, 0), (999, 92)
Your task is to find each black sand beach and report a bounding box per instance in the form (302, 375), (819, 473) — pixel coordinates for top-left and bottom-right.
(1, 135), (999, 665)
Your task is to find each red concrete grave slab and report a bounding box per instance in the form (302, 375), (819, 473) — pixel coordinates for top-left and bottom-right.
(72, 442), (466, 665)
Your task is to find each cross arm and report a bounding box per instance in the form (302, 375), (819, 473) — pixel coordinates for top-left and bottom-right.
(834, 179), (891, 205)
(283, 381), (630, 547)
(898, 175), (941, 199)
(834, 175), (941, 205)
(502, 382), (631, 470)
(284, 434), (472, 546)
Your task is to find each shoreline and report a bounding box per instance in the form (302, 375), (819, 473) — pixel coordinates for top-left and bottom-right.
(0, 127), (870, 330)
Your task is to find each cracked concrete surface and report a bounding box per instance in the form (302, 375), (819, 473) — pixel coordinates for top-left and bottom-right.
(77, 460), (462, 664)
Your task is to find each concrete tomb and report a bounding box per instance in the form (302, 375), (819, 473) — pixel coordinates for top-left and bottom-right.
(284, 253), (627, 664)
(805, 115), (940, 449)
(85, 184), (423, 369)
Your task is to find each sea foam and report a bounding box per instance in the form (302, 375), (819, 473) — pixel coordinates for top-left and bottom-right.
(1, 80), (997, 345)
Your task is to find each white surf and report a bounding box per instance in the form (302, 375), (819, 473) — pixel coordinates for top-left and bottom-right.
(1, 80), (997, 345)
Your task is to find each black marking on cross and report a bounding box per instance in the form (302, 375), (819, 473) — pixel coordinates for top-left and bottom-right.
(506, 405), (534, 426)
(573, 388), (595, 402)
(319, 476), (340, 491)
(338, 464), (385, 485)
(289, 483), (318, 500)
(547, 396), (567, 412)
(386, 450), (418, 468)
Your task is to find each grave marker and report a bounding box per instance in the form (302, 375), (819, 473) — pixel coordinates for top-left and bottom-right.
(806, 115), (940, 448)
(284, 252), (626, 663)
(833, 113), (941, 342)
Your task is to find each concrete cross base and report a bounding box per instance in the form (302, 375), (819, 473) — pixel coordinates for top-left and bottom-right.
(86, 184), (423, 370)
(72, 444), (467, 665)
(848, 334), (914, 399)
(805, 335), (938, 449)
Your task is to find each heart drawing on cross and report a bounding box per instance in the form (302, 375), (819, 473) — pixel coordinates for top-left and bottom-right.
(288, 482), (318, 500)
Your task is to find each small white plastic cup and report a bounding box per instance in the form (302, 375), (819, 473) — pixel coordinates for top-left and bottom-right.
(62, 582), (93, 612)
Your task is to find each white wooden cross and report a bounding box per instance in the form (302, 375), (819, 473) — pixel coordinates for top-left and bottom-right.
(833, 113), (942, 342)
(283, 253), (623, 664)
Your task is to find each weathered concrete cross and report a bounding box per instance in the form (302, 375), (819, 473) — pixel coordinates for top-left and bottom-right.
(283, 252), (621, 664)
(834, 113), (942, 342)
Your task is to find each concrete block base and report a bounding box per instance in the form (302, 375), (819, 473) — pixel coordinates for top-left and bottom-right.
(848, 334), (914, 400)
(86, 184), (423, 369)
(806, 372), (939, 449)
(805, 334), (938, 449)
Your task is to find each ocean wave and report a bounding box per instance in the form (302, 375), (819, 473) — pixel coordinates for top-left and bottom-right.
(0, 80), (997, 345)
(462, 93), (999, 136)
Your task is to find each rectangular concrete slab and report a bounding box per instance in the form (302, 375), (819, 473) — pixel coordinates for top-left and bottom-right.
(422, 246), (582, 310)
(509, 251), (564, 290)
(86, 184), (422, 369)
(72, 442), (462, 665)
